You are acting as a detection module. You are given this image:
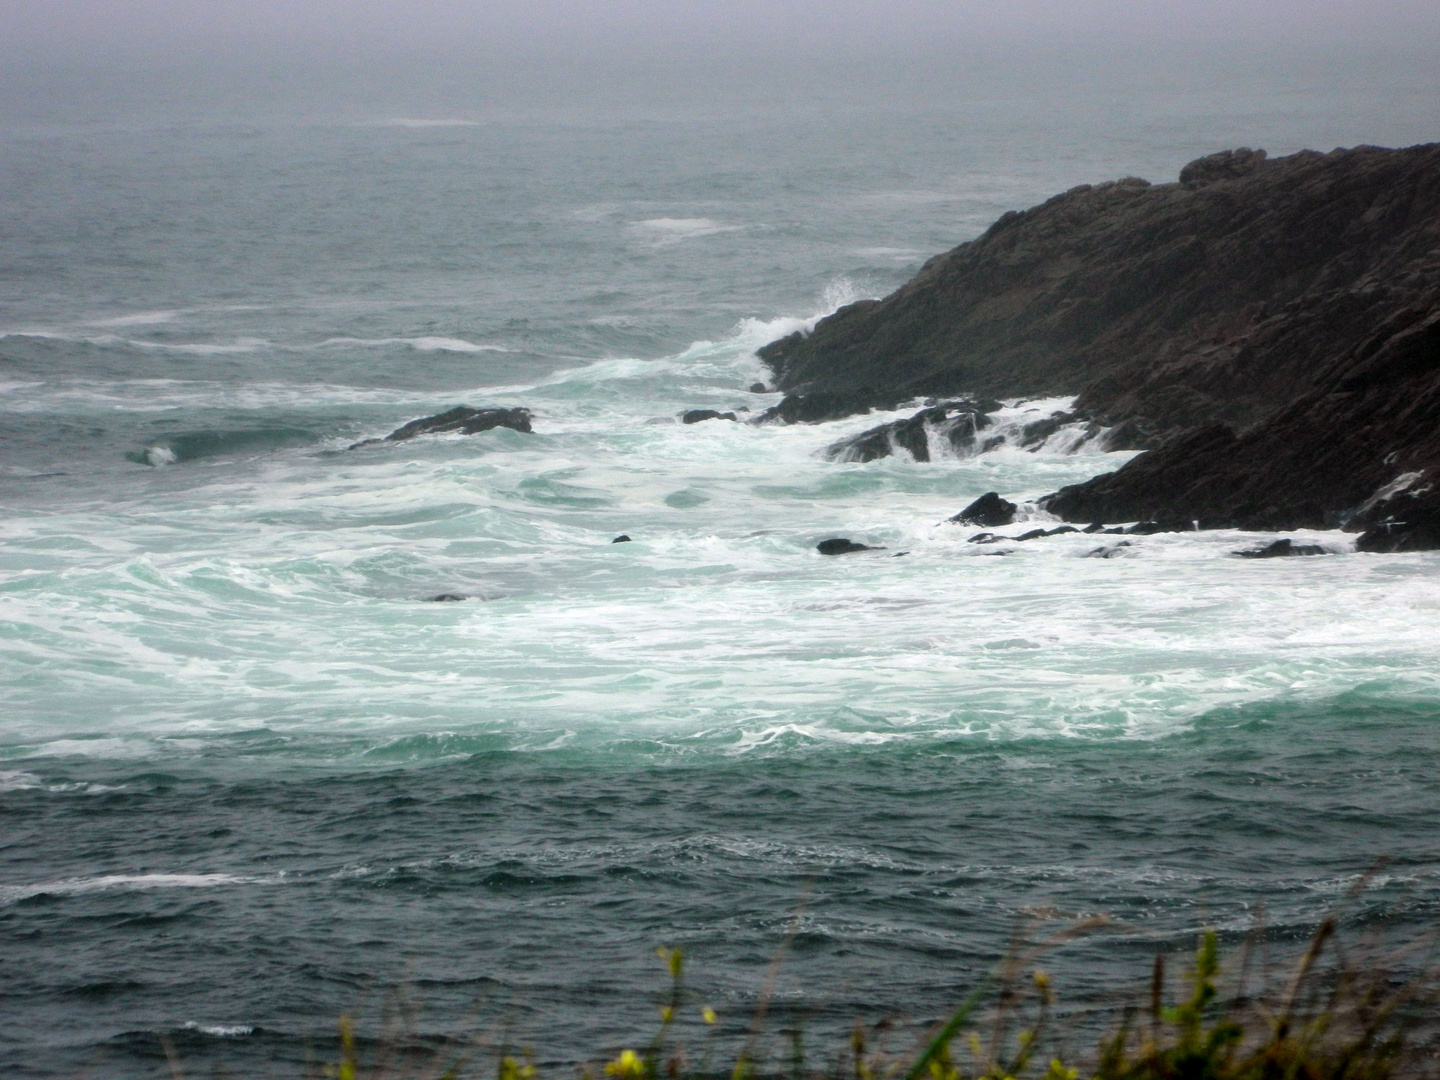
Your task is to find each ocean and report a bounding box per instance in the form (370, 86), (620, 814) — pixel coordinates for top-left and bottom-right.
(3, 65), (1440, 1077)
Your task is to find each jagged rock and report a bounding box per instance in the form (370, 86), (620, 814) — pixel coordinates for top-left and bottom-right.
(1178, 147), (1268, 188)
(752, 143), (1440, 539)
(1235, 538), (1328, 558)
(682, 409), (738, 424)
(951, 492), (1018, 527)
(824, 400), (995, 462)
(816, 538), (880, 555)
(611, 535), (632, 543)
(351, 406), (533, 448)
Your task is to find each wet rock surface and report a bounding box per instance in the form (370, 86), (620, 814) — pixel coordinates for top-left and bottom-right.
(682, 409), (738, 424)
(823, 400), (998, 462)
(950, 492), (1018, 527)
(816, 538), (880, 555)
(1235, 539), (1329, 558)
(352, 406), (533, 448)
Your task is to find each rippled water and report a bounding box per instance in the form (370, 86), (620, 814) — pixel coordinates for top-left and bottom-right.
(3, 82), (1440, 1077)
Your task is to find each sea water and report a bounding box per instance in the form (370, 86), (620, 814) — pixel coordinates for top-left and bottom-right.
(3, 80), (1440, 1077)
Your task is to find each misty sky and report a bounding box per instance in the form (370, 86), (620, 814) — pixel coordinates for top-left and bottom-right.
(3, 1), (1439, 123)
(7, 0), (1440, 56)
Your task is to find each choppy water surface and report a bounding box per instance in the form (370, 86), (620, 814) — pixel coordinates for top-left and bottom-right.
(3, 86), (1440, 1078)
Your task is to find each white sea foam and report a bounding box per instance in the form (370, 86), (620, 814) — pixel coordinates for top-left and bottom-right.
(629, 217), (742, 243)
(0, 770), (44, 792)
(183, 1022), (255, 1037)
(0, 873), (263, 905)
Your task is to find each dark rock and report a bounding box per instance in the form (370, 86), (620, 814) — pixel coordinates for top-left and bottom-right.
(1352, 490), (1440, 552)
(950, 492), (1017, 527)
(824, 400), (996, 462)
(1178, 147), (1268, 188)
(750, 143), (1440, 537)
(611, 535), (632, 543)
(967, 532), (1004, 544)
(352, 406), (532, 448)
(428, 593), (468, 602)
(756, 389), (884, 425)
(1235, 538), (1328, 558)
(682, 409), (738, 424)
(749, 383), (768, 393)
(1083, 522), (1106, 533)
(1045, 526), (1080, 536)
(1014, 529), (1049, 541)
(816, 538), (880, 555)
(1125, 521), (1169, 535)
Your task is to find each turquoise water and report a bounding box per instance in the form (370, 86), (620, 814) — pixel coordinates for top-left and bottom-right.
(3, 81), (1440, 1077)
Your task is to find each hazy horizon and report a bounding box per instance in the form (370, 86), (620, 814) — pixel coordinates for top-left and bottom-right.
(4, 0), (1440, 126)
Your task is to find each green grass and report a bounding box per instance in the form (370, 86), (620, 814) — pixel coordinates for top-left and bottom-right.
(185, 910), (1440, 1080)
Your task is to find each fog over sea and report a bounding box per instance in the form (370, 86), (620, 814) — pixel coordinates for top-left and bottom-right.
(3, 49), (1440, 1078)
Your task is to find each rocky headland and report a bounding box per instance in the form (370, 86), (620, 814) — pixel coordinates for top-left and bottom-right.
(756, 143), (1440, 549)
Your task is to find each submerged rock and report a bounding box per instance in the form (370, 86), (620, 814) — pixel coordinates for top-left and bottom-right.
(950, 492), (1018, 527)
(816, 538), (880, 555)
(1235, 538), (1329, 558)
(611, 535), (632, 543)
(427, 593), (468, 602)
(682, 409), (738, 424)
(351, 406), (533, 448)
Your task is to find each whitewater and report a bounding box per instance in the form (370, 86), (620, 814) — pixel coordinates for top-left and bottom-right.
(3, 88), (1440, 1077)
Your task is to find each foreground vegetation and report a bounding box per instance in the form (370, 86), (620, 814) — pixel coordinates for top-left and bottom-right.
(173, 908), (1439, 1080)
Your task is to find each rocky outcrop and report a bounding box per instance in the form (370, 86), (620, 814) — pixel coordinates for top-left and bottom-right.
(755, 142), (1440, 546)
(760, 144), (1440, 446)
(351, 406), (533, 448)
(822, 400), (998, 462)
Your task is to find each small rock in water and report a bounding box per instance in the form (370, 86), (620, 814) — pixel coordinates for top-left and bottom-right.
(816, 538), (879, 555)
(749, 383), (768, 393)
(427, 593), (468, 602)
(681, 409), (738, 424)
(950, 492), (1017, 527)
(1045, 526), (1079, 536)
(1014, 528), (1049, 541)
(967, 532), (1003, 544)
(351, 406), (533, 448)
(1125, 521), (1168, 535)
(611, 535), (632, 543)
(1083, 522), (1107, 533)
(1235, 538), (1328, 558)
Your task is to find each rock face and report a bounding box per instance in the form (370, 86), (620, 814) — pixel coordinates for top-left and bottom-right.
(352, 406), (533, 448)
(754, 143), (1440, 546)
(950, 492), (1017, 527)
